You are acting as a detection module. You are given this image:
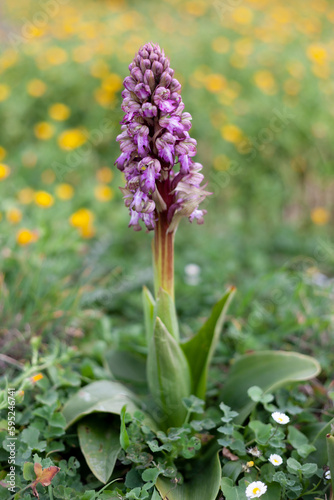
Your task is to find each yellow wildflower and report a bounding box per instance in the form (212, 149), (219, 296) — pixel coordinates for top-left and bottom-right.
(58, 129), (87, 150)
(34, 191), (54, 208)
(45, 47), (68, 65)
(185, 1), (207, 16)
(0, 84), (10, 102)
(232, 7), (253, 25)
(31, 373), (43, 383)
(56, 183), (74, 200)
(254, 70), (277, 95)
(0, 163), (10, 180)
(27, 79), (47, 97)
(311, 207), (330, 226)
(205, 74), (227, 93)
(17, 188), (35, 204)
(6, 208), (22, 224)
(94, 88), (115, 107)
(307, 44), (328, 65)
(221, 124), (243, 143)
(70, 208), (94, 228)
(79, 224), (96, 239)
(90, 60), (110, 78)
(49, 103), (70, 121)
(96, 167), (113, 183)
(0, 146), (6, 161)
(94, 185), (114, 202)
(16, 229), (38, 246)
(34, 122), (54, 140)
(101, 73), (122, 93)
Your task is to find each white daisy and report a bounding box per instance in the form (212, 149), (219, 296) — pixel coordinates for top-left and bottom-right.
(325, 470), (331, 480)
(245, 481), (267, 498)
(268, 454), (283, 466)
(271, 411), (290, 425)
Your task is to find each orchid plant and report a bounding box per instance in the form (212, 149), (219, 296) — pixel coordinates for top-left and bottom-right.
(63, 44), (327, 500)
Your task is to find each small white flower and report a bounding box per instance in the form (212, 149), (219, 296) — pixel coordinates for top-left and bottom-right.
(271, 411), (290, 425)
(184, 263), (201, 286)
(268, 454), (283, 466)
(325, 470), (331, 480)
(245, 481), (267, 498)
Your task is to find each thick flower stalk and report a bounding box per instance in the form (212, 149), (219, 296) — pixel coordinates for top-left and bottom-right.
(115, 43), (209, 297)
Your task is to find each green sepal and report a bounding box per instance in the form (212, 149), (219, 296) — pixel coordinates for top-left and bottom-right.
(155, 287), (179, 341)
(181, 286), (236, 399)
(142, 286), (156, 342)
(147, 317), (191, 429)
(220, 351), (321, 424)
(156, 453), (221, 500)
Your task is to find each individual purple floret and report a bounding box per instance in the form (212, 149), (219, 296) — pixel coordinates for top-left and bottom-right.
(115, 42), (210, 232)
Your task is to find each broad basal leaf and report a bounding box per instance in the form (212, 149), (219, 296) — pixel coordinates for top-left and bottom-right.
(156, 453), (221, 500)
(62, 380), (140, 428)
(220, 351), (321, 424)
(181, 286), (236, 399)
(78, 414), (121, 484)
(147, 317), (191, 429)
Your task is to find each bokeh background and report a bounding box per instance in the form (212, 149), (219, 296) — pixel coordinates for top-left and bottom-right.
(1, 0), (333, 368)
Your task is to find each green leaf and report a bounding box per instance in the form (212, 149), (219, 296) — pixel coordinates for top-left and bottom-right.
(327, 434), (334, 492)
(220, 351), (321, 424)
(155, 287), (179, 341)
(300, 462), (318, 477)
(287, 426), (315, 458)
(287, 457), (301, 473)
(222, 461), (243, 482)
(220, 477), (247, 500)
(81, 491), (96, 500)
(106, 350), (147, 386)
(147, 317), (191, 428)
(23, 462), (35, 481)
(62, 380), (141, 428)
(156, 453), (221, 500)
(49, 412), (67, 429)
(141, 468), (160, 483)
(120, 405), (130, 451)
(143, 286), (156, 342)
(78, 414), (121, 484)
(181, 286), (236, 399)
(249, 420), (273, 445)
(182, 395), (205, 414)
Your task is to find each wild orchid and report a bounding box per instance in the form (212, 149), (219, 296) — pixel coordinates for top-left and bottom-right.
(63, 44), (322, 500)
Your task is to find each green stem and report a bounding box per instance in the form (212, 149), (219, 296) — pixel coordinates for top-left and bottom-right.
(153, 210), (175, 301)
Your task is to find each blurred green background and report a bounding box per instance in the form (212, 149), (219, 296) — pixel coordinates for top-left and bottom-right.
(0, 0), (333, 367)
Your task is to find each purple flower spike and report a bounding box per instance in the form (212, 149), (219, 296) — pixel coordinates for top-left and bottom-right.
(115, 42), (209, 231)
